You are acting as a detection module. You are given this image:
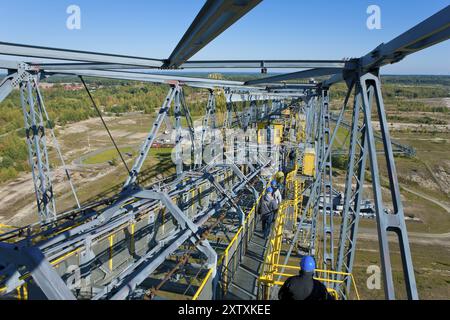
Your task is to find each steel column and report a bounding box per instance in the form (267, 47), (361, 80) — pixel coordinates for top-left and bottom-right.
(359, 72), (418, 300)
(320, 88), (334, 275)
(123, 86), (177, 189)
(20, 75), (56, 223)
(335, 79), (370, 298)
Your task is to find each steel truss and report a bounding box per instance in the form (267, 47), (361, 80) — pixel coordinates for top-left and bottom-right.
(0, 0), (448, 301)
(0, 159), (271, 300)
(0, 72), (286, 299)
(320, 88), (334, 276)
(20, 73), (56, 223)
(335, 71), (418, 300)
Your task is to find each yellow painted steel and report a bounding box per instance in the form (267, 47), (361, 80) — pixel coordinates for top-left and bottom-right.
(273, 124), (283, 145)
(303, 147), (316, 177)
(0, 224), (16, 230)
(192, 268), (214, 300)
(263, 264), (361, 300)
(109, 235), (114, 271)
(16, 283), (28, 300)
(199, 185), (204, 206)
(259, 207), (288, 291)
(257, 124), (284, 145)
(0, 223), (17, 237)
(258, 166), (360, 300)
(130, 223), (135, 255)
(293, 180), (300, 222)
(52, 249), (79, 267)
(257, 129), (265, 144)
(259, 170), (297, 298)
(327, 288), (340, 300)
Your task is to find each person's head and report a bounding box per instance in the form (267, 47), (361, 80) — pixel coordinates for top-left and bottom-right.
(271, 180), (278, 189)
(300, 256), (316, 275)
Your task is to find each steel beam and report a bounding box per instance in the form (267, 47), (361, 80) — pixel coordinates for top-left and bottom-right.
(360, 5), (450, 70)
(180, 60), (346, 69)
(359, 72), (418, 300)
(335, 80), (369, 298)
(320, 88), (334, 276)
(46, 69), (247, 88)
(174, 88), (184, 176)
(245, 68), (343, 86)
(123, 86), (177, 189)
(0, 41), (163, 68)
(0, 243), (76, 300)
(165, 0), (262, 68)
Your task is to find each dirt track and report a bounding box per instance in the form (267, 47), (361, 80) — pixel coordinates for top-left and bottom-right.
(358, 227), (450, 247)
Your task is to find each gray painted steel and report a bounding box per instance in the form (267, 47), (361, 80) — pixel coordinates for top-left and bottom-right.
(166, 0), (262, 68)
(1, 2), (447, 301)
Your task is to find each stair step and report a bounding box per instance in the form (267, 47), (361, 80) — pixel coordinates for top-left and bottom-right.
(240, 256), (264, 274)
(238, 265), (259, 278)
(228, 282), (257, 300)
(249, 239), (266, 250)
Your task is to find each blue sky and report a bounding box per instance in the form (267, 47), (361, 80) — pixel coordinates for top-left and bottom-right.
(0, 0), (449, 74)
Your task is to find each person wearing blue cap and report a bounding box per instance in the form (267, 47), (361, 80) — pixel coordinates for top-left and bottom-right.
(271, 180), (282, 205)
(278, 256), (334, 300)
(258, 187), (278, 238)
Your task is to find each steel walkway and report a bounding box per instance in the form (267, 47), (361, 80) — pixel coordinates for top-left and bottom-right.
(223, 217), (268, 300)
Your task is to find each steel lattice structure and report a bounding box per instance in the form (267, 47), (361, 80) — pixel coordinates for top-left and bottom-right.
(0, 0), (449, 300)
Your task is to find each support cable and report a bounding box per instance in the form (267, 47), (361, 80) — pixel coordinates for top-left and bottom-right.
(79, 76), (131, 175)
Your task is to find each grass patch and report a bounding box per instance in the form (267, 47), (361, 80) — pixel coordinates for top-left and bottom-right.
(83, 147), (172, 165)
(83, 147), (135, 165)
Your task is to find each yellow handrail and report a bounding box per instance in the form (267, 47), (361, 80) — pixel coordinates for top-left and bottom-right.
(192, 191), (265, 300)
(260, 264), (361, 300)
(0, 224), (16, 230)
(258, 166), (361, 301)
(192, 268), (214, 300)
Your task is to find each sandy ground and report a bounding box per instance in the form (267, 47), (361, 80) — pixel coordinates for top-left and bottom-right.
(373, 121), (450, 132)
(0, 114), (173, 226)
(358, 228), (450, 247)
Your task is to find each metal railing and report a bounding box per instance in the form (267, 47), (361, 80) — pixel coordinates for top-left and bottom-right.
(258, 168), (298, 299)
(261, 264), (360, 300)
(257, 166), (361, 300)
(192, 193), (263, 300)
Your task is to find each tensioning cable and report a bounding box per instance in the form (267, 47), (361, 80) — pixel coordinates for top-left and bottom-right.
(79, 76), (131, 175)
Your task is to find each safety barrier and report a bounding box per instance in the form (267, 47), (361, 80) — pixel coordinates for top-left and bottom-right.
(261, 264), (360, 300)
(258, 201), (288, 300)
(0, 224), (16, 232)
(192, 193), (263, 300)
(257, 165), (361, 301)
(258, 168), (298, 299)
(192, 268), (214, 300)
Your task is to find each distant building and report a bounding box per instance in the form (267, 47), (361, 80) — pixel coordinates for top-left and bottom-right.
(63, 83), (84, 91)
(39, 83), (54, 89)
